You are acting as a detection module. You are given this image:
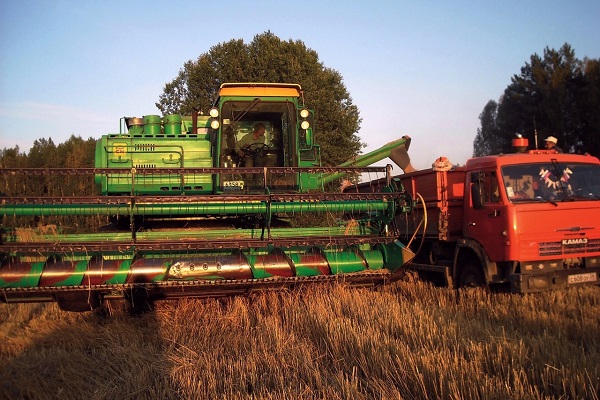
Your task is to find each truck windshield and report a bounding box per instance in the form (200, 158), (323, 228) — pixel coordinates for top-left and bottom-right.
(501, 162), (600, 202)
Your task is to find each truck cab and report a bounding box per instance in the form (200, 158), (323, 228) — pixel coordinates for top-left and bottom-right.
(464, 149), (600, 291)
(396, 138), (600, 293)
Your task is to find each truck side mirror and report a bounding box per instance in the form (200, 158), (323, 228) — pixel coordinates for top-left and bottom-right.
(471, 182), (485, 209)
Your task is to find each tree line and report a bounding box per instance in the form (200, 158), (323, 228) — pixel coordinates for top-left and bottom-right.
(1, 136), (97, 195)
(1, 136), (100, 233)
(474, 43), (600, 157)
(1, 37), (598, 199)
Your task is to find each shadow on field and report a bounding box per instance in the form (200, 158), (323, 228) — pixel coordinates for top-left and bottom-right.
(4, 284), (598, 399)
(0, 301), (177, 399)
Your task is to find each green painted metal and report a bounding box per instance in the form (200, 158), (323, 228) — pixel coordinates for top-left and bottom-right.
(90, 83), (412, 196)
(0, 245), (398, 286)
(358, 249), (384, 270)
(163, 114), (182, 135)
(323, 250), (367, 274)
(1, 199), (392, 217)
(0, 261), (44, 288)
(99, 259), (132, 284)
(288, 252), (329, 276)
(1, 225), (374, 246)
(0, 83), (418, 311)
(320, 137), (409, 185)
(375, 241), (414, 272)
(142, 115), (162, 135)
(53, 260), (89, 286)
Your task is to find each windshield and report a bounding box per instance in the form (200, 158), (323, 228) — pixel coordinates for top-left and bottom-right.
(501, 162), (600, 202)
(219, 100), (296, 167)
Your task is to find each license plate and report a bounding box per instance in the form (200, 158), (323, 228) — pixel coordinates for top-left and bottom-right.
(567, 272), (597, 284)
(223, 180), (244, 190)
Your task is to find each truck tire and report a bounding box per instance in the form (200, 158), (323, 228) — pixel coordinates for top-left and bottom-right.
(458, 261), (486, 288)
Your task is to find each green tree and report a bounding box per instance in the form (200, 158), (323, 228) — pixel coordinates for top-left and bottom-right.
(580, 58), (600, 155)
(473, 100), (501, 156)
(56, 135), (97, 197)
(0, 146), (27, 196)
(474, 44), (600, 156)
(156, 32), (363, 166)
(0, 136), (99, 232)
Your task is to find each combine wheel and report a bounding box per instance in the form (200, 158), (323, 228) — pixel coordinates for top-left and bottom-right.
(458, 260), (486, 288)
(97, 297), (153, 317)
(103, 289), (153, 316)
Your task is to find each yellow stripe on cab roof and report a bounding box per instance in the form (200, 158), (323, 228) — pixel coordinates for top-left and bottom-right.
(219, 83), (302, 97)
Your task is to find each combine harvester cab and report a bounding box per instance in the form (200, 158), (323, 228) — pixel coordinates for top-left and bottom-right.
(1, 83), (416, 312)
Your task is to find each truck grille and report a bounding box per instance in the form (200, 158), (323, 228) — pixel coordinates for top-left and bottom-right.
(539, 238), (600, 256)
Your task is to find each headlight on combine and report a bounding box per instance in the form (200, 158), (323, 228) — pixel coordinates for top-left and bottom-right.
(301, 120), (310, 130)
(211, 120), (220, 129)
(209, 108), (219, 118)
(300, 109), (309, 118)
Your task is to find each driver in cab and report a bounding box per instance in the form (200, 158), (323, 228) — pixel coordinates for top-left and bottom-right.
(235, 122), (269, 167)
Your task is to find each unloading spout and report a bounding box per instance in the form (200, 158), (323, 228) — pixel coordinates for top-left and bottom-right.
(388, 136), (416, 173)
(322, 135), (416, 185)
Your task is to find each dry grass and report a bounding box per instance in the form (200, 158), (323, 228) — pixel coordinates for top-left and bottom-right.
(1, 280), (599, 399)
(12, 225), (59, 242)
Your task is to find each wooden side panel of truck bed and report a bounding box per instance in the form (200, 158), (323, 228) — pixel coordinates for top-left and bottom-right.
(396, 168), (466, 241)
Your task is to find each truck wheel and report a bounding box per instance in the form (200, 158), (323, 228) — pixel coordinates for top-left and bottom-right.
(458, 262), (486, 288)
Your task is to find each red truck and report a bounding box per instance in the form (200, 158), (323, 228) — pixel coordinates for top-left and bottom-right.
(353, 138), (600, 292)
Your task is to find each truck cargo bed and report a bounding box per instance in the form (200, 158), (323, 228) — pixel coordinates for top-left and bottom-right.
(397, 168), (465, 242)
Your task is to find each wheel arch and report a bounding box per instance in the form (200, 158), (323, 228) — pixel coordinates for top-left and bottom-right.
(453, 238), (497, 285)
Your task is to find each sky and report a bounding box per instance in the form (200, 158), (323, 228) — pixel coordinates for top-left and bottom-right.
(1, 0), (599, 170)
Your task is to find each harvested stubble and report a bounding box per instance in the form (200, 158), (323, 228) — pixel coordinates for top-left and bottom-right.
(1, 280), (598, 399)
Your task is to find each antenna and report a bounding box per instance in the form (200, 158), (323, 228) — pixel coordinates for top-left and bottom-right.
(533, 116), (539, 149)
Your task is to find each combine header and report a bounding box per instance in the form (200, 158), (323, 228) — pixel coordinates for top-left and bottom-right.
(1, 83), (416, 312)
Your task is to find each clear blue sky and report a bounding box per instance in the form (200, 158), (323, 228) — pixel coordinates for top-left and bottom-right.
(1, 0), (598, 169)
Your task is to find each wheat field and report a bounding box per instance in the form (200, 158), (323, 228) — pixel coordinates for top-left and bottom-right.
(1, 278), (598, 400)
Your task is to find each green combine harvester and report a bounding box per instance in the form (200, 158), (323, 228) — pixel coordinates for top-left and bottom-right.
(1, 83), (416, 312)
